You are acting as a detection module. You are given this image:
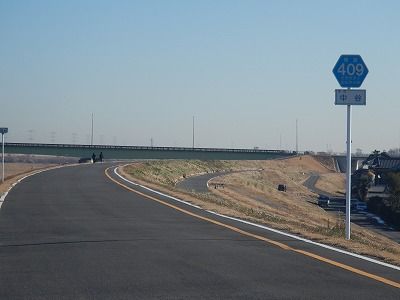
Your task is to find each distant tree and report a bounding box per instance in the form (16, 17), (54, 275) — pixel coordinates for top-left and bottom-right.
(353, 171), (374, 201)
(387, 148), (400, 157)
(386, 172), (400, 192)
(385, 172), (400, 210)
(355, 148), (363, 156)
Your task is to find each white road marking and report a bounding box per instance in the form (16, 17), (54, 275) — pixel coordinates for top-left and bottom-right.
(114, 165), (201, 210)
(0, 165), (77, 210)
(114, 165), (400, 271)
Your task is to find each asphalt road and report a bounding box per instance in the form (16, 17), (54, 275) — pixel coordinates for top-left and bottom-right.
(0, 163), (399, 299)
(303, 173), (336, 197)
(176, 169), (262, 194)
(176, 171), (228, 193)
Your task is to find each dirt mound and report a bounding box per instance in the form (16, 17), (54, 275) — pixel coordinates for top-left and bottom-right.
(312, 155), (337, 172)
(280, 155), (333, 173)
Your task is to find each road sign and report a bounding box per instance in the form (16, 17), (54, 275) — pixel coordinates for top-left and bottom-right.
(335, 89), (366, 105)
(332, 55), (368, 88)
(332, 54), (369, 240)
(1, 127), (7, 183)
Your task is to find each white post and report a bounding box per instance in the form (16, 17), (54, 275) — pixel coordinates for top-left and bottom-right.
(2, 133), (4, 183)
(345, 104), (352, 239)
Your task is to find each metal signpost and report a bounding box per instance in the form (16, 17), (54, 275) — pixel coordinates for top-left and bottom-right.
(333, 55), (368, 240)
(0, 128), (8, 183)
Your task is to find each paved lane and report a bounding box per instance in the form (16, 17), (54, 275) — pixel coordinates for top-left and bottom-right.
(0, 164), (399, 299)
(176, 171), (228, 193)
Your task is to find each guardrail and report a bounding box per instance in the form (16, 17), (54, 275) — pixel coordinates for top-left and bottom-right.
(6, 143), (291, 153)
(4, 143), (296, 160)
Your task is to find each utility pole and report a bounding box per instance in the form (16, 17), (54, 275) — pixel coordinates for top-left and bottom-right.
(192, 116), (195, 149)
(296, 119), (298, 153)
(91, 113), (94, 146)
(28, 129), (34, 142)
(72, 133), (77, 144)
(50, 131), (56, 144)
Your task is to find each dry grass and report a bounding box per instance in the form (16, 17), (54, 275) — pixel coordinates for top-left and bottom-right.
(315, 173), (346, 196)
(121, 156), (400, 266)
(124, 160), (260, 187)
(313, 155), (338, 172)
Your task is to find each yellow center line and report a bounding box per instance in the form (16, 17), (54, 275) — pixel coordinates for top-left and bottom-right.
(104, 166), (400, 289)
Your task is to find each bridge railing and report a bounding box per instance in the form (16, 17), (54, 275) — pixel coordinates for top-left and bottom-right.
(5, 142), (292, 154)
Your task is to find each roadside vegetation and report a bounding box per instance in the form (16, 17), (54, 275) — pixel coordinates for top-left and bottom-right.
(367, 172), (400, 229)
(314, 173), (345, 196)
(124, 160), (239, 187)
(386, 172), (400, 211)
(122, 156), (400, 266)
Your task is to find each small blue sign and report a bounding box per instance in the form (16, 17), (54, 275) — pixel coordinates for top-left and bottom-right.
(333, 55), (368, 88)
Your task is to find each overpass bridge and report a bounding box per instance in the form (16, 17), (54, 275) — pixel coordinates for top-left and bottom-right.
(4, 143), (295, 161)
(333, 155), (368, 173)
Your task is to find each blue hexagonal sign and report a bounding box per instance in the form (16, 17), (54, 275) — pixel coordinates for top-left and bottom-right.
(333, 55), (369, 88)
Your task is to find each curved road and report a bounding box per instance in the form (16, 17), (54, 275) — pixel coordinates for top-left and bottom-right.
(0, 164), (399, 299)
(176, 169), (262, 193)
(176, 171), (229, 193)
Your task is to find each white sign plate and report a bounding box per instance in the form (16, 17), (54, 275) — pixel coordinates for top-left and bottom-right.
(335, 89), (366, 105)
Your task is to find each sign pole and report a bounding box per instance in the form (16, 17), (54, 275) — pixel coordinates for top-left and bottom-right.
(0, 128), (7, 183)
(345, 104), (352, 239)
(2, 133), (4, 183)
(333, 54), (368, 240)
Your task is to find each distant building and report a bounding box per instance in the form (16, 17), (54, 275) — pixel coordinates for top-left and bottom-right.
(363, 152), (400, 170)
(357, 152), (400, 185)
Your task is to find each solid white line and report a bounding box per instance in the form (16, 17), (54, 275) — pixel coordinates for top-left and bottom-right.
(206, 177), (216, 189)
(0, 165), (77, 210)
(114, 165), (400, 271)
(0, 168), (55, 209)
(114, 165), (201, 209)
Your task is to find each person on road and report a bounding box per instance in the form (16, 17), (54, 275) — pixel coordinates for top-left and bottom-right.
(92, 152), (96, 163)
(99, 152), (103, 162)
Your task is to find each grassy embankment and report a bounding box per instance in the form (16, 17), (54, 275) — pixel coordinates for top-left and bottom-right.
(121, 156), (400, 266)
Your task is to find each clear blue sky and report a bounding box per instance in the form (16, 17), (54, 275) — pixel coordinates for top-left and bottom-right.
(1, 0), (400, 153)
